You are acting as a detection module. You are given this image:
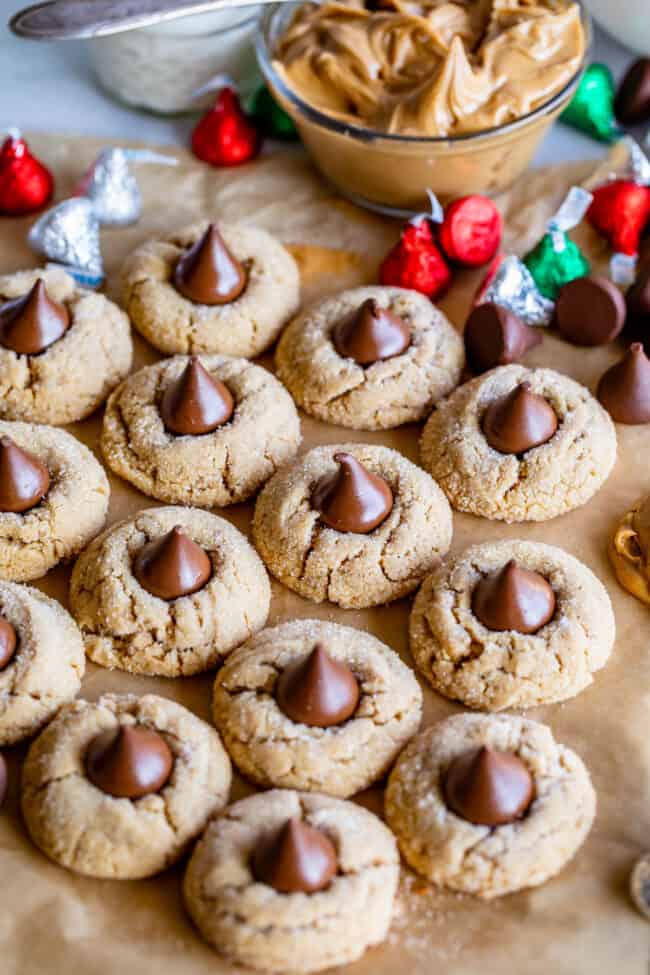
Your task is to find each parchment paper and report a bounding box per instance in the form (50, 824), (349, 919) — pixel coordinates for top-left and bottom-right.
(1, 134), (649, 975)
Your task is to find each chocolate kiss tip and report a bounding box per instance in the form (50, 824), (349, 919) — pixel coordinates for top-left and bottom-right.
(482, 382), (558, 455)
(472, 559), (556, 634)
(0, 279), (70, 356)
(0, 616), (17, 670)
(0, 437), (50, 514)
(465, 303), (541, 374)
(334, 297), (411, 365)
(85, 725), (173, 800)
(443, 745), (534, 827)
(598, 343), (650, 425)
(160, 356), (234, 436)
(173, 223), (247, 307)
(132, 524), (212, 601)
(275, 644), (360, 727)
(312, 452), (393, 534)
(252, 817), (338, 894)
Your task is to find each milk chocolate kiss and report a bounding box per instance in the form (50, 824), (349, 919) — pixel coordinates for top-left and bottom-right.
(133, 526), (212, 600)
(252, 817), (338, 894)
(160, 357), (234, 436)
(597, 344), (650, 425)
(333, 299), (411, 365)
(482, 382), (558, 454)
(0, 437), (50, 514)
(444, 746), (534, 827)
(85, 725), (173, 799)
(275, 645), (360, 727)
(464, 303), (541, 374)
(472, 560), (556, 634)
(312, 452), (393, 533)
(0, 280), (70, 355)
(173, 224), (247, 306)
(0, 617), (17, 670)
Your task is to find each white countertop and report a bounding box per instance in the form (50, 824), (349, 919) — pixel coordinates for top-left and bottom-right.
(0, 0), (640, 165)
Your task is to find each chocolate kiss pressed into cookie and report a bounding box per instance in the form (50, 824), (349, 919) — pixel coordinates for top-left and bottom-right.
(482, 382), (558, 455)
(472, 560), (556, 634)
(0, 280), (70, 356)
(85, 725), (173, 799)
(444, 745), (534, 827)
(252, 817), (338, 894)
(275, 644), (360, 728)
(160, 356), (234, 436)
(133, 525), (212, 601)
(0, 616), (17, 670)
(173, 224), (247, 306)
(464, 303), (541, 374)
(312, 452), (393, 534)
(333, 298), (411, 365)
(597, 343), (650, 425)
(0, 436), (50, 514)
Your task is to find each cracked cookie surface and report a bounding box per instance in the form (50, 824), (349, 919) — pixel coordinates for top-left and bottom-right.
(69, 506), (270, 677)
(122, 221), (300, 358)
(21, 693), (232, 879)
(410, 540), (615, 711)
(275, 286), (464, 430)
(385, 713), (595, 899)
(0, 268), (132, 424)
(101, 354), (301, 507)
(212, 618), (422, 796)
(183, 788), (399, 974)
(253, 443), (453, 609)
(0, 582), (84, 745)
(420, 364), (617, 522)
(0, 420), (109, 582)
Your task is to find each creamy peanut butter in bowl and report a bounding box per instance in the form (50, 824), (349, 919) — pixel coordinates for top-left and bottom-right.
(256, 0), (590, 213)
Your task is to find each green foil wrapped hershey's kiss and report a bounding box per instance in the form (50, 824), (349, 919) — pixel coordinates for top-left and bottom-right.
(250, 86), (298, 141)
(523, 187), (592, 300)
(561, 63), (620, 143)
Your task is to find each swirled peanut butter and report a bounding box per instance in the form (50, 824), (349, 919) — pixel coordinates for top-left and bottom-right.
(274, 0), (585, 137)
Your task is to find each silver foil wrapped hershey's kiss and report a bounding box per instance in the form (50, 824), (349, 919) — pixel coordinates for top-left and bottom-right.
(77, 147), (177, 226)
(28, 197), (103, 287)
(482, 255), (555, 327)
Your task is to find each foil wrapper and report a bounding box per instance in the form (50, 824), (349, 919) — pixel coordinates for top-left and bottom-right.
(610, 252), (638, 287)
(410, 189), (444, 227)
(547, 187), (593, 251)
(482, 255), (555, 327)
(627, 135), (650, 187)
(77, 148), (177, 226)
(28, 197), (103, 287)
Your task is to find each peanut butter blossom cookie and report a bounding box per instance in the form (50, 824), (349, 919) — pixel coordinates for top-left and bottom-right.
(183, 788), (399, 973)
(253, 444), (453, 608)
(0, 268), (132, 424)
(69, 506), (270, 676)
(276, 286), (464, 430)
(0, 421), (109, 582)
(385, 713), (595, 899)
(213, 619), (422, 796)
(22, 693), (231, 879)
(101, 354), (301, 507)
(122, 221), (300, 358)
(0, 582), (84, 745)
(410, 540), (615, 711)
(421, 364), (616, 522)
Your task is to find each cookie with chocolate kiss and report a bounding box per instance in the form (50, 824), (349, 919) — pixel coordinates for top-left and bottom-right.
(0, 436), (50, 514)
(0, 280), (70, 356)
(615, 58), (650, 125)
(312, 452), (393, 533)
(173, 224), (247, 306)
(333, 298), (411, 365)
(160, 357), (234, 436)
(464, 303), (541, 374)
(597, 343), (650, 424)
(85, 725), (173, 799)
(472, 560), (556, 634)
(251, 817), (338, 894)
(555, 275), (626, 347)
(0, 616), (17, 670)
(275, 644), (360, 727)
(443, 745), (534, 827)
(482, 383), (558, 454)
(133, 525), (212, 600)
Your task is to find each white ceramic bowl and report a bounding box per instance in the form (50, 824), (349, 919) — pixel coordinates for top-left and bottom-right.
(584, 0), (650, 54)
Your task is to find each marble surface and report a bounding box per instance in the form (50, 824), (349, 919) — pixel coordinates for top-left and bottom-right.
(0, 0), (641, 164)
